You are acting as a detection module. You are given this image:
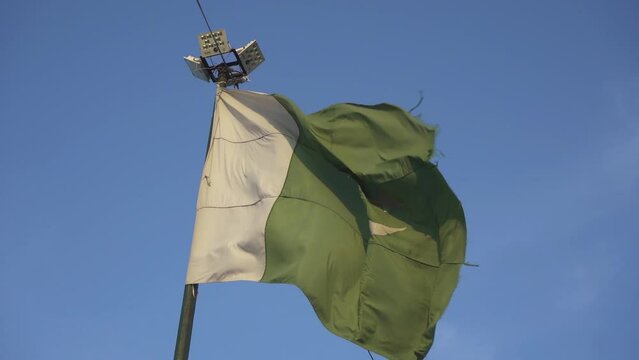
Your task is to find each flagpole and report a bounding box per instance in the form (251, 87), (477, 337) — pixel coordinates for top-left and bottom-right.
(174, 85), (220, 360)
(174, 284), (198, 360)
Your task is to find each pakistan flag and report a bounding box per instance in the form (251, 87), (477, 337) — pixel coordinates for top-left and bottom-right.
(186, 88), (466, 360)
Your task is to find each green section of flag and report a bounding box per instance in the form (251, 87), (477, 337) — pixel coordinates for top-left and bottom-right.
(262, 95), (466, 360)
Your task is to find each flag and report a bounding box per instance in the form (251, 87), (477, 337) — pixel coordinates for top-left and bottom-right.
(186, 88), (466, 360)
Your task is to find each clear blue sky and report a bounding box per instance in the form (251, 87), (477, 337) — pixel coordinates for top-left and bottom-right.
(1, 1), (637, 359)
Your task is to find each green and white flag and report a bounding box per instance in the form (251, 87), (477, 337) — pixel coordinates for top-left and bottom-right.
(186, 88), (466, 360)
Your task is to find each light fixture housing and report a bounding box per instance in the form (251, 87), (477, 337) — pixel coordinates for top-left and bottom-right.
(185, 29), (265, 86)
(183, 56), (211, 82)
(198, 29), (231, 57)
(236, 40), (265, 75)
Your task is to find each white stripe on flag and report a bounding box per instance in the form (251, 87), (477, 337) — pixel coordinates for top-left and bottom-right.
(186, 88), (299, 284)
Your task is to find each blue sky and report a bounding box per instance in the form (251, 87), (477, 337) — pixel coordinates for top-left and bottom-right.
(1, 0), (637, 359)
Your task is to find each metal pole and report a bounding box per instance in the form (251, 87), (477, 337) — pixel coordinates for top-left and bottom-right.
(174, 85), (219, 360)
(174, 284), (199, 360)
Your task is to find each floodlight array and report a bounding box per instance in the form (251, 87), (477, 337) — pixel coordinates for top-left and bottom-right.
(186, 28), (265, 86)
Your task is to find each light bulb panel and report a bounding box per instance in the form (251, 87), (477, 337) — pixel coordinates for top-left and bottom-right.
(236, 40), (265, 75)
(198, 29), (231, 57)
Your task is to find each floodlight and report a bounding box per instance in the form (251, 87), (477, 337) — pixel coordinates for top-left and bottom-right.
(236, 40), (265, 75)
(185, 27), (265, 87)
(184, 55), (211, 82)
(198, 29), (231, 57)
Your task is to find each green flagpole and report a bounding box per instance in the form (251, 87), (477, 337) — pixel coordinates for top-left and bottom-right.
(174, 284), (199, 360)
(174, 84), (220, 360)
